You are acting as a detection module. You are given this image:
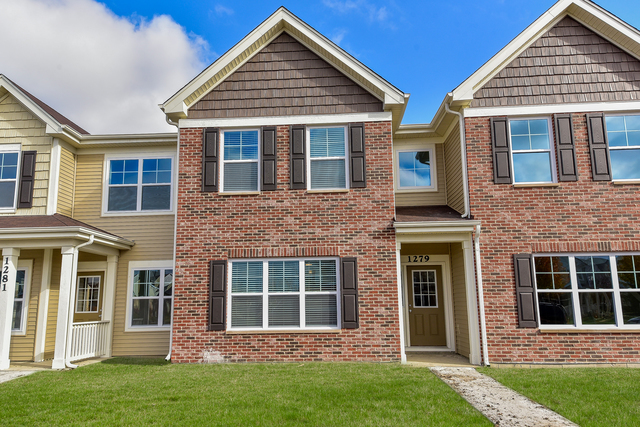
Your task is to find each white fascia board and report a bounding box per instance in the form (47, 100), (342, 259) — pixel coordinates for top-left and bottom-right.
(0, 227), (134, 249)
(180, 111), (392, 129)
(464, 100), (640, 118)
(162, 8), (405, 115)
(393, 220), (481, 235)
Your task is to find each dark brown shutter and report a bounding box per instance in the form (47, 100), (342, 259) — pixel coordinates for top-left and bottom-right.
(340, 257), (359, 329)
(261, 126), (277, 191)
(490, 117), (512, 184)
(18, 151), (36, 209)
(554, 114), (578, 182)
(208, 260), (226, 331)
(586, 113), (612, 181)
(514, 254), (537, 328)
(290, 125), (306, 190)
(202, 128), (219, 192)
(348, 123), (366, 188)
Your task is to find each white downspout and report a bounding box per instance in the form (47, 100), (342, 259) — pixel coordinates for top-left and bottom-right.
(444, 99), (470, 218)
(165, 115), (179, 361)
(65, 235), (95, 369)
(474, 225), (489, 366)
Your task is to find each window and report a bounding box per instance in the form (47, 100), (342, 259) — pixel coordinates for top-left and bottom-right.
(308, 127), (347, 190)
(107, 157), (172, 212)
(413, 270), (437, 308)
(130, 267), (173, 327)
(534, 254), (640, 329)
(605, 115), (640, 181)
(396, 148), (435, 190)
(0, 147), (20, 209)
(11, 269), (27, 332)
(76, 276), (100, 313)
(221, 130), (259, 192)
(509, 118), (555, 183)
(228, 258), (340, 330)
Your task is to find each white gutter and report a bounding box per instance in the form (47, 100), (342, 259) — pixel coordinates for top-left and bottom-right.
(444, 99), (470, 218)
(474, 225), (489, 366)
(64, 234), (95, 368)
(166, 115), (179, 361)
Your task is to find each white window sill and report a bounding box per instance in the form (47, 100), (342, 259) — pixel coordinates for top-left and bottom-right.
(539, 327), (640, 333)
(306, 189), (349, 194)
(219, 191), (261, 196)
(395, 187), (437, 193)
(11, 331), (26, 336)
(125, 326), (171, 333)
(513, 183), (560, 188)
(102, 210), (174, 217)
(226, 329), (341, 335)
(612, 180), (640, 185)
(0, 208), (17, 214)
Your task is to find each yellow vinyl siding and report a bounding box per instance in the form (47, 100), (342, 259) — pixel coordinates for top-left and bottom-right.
(395, 143), (446, 207)
(443, 124), (465, 214)
(44, 251), (62, 360)
(9, 250), (44, 361)
(451, 242), (470, 359)
(74, 154), (174, 356)
(0, 94), (51, 215)
(57, 146), (76, 217)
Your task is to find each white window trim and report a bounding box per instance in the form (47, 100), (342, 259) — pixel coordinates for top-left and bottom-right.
(605, 113), (640, 182)
(411, 269), (439, 308)
(534, 252), (640, 331)
(306, 125), (349, 191)
(125, 260), (174, 332)
(0, 144), (22, 214)
(75, 275), (101, 314)
(12, 259), (33, 336)
(220, 129), (261, 193)
(227, 257), (342, 332)
(102, 153), (176, 216)
(508, 117), (557, 184)
(394, 145), (437, 192)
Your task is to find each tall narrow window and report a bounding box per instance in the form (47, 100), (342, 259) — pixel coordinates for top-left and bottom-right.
(130, 268), (173, 327)
(605, 115), (640, 180)
(107, 157), (173, 212)
(222, 130), (259, 192)
(11, 269), (27, 331)
(308, 127), (347, 189)
(76, 276), (101, 313)
(509, 118), (554, 183)
(0, 150), (19, 209)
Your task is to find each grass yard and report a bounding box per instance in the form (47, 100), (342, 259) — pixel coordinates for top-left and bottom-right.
(1, 358), (490, 426)
(479, 367), (640, 427)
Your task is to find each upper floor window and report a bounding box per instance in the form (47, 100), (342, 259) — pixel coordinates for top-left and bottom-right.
(509, 118), (555, 183)
(221, 130), (259, 192)
(0, 148), (20, 209)
(308, 126), (347, 190)
(396, 148), (435, 190)
(106, 157), (172, 213)
(605, 115), (640, 181)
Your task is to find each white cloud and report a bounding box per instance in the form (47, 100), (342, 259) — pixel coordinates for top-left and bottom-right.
(322, 0), (392, 26)
(214, 4), (234, 16)
(0, 0), (209, 134)
(331, 29), (348, 45)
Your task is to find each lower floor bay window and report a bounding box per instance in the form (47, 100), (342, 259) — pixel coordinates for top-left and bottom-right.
(534, 254), (640, 328)
(229, 258), (340, 331)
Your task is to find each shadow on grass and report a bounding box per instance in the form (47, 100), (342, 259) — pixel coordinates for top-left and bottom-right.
(100, 357), (171, 366)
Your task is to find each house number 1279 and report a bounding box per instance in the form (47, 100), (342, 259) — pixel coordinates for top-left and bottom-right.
(1, 257), (9, 291)
(407, 255), (430, 263)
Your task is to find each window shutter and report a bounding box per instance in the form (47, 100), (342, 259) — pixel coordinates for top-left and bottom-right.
(586, 113), (612, 181)
(202, 128), (219, 192)
(261, 127), (277, 191)
(490, 117), (512, 184)
(208, 260), (226, 331)
(290, 125), (306, 189)
(348, 123), (366, 188)
(554, 114), (578, 182)
(514, 254), (537, 328)
(18, 151), (37, 209)
(340, 257), (359, 329)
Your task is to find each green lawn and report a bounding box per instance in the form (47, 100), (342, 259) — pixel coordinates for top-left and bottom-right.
(479, 367), (640, 427)
(1, 359), (490, 426)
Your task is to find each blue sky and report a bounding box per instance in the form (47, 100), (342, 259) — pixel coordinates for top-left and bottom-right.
(2, 0), (639, 133)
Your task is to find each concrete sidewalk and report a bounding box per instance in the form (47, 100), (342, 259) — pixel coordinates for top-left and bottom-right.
(431, 367), (578, 427)
(0, 370), (36, 384)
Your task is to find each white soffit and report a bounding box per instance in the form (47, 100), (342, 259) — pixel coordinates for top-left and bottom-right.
(451, 0), (640, 103)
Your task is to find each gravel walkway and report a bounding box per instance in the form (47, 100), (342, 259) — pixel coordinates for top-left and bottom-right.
(431, 367), (578, 427)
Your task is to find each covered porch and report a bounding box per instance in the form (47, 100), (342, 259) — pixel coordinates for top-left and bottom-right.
(0, 214), (133, 370)
(394, 206), (485, 365)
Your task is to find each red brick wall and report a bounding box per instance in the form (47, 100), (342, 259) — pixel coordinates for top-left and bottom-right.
(466, 113), (640, 364)
(172, 121), (400, 363)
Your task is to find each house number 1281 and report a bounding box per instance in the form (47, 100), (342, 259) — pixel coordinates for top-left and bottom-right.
(407, 255), (430, 263)
(1, 257), (9, 291)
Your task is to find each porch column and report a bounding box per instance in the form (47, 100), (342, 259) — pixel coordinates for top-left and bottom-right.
(52, 247), (75, 370)
(0, 248), (20, 370)
(462, 239), (482, 365)
(34, 249), (53, 362)
(102, 255), (118, 357)
(395, 242), (406, 363)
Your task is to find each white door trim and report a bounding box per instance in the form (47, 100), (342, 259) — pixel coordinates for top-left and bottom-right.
(402, 255), (455, 352)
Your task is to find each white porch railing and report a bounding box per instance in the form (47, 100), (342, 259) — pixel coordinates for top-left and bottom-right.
(69, 321), (110, 362)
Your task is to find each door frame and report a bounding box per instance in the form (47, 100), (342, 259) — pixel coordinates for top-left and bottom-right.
(402, 255), (455, 352)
